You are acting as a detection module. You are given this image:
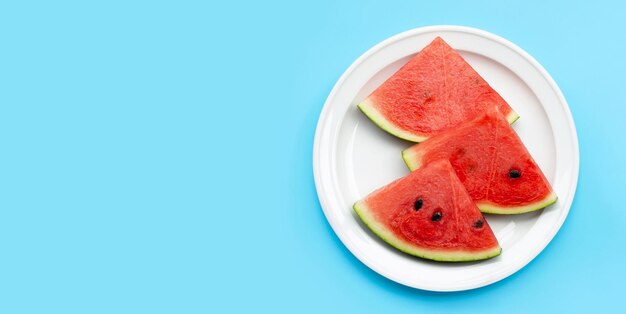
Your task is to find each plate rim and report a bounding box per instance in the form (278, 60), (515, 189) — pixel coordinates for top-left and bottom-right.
(312, 25), (579, 291)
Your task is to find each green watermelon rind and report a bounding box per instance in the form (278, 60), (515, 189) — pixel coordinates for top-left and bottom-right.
(358, 99), (520, 143)
(357, 99), (429, 142)
(402, 148), (423, 171)
(508, 111), (520, 124)
(401, 148), (557, 215)
(477, 193), (558, 214)
(353, 201), (502, 262)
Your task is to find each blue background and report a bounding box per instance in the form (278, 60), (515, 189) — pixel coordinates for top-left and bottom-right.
(0, 1), (623, 313)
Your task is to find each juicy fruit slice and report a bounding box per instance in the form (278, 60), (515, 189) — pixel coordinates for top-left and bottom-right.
(402, 108), (557, 214)
(353, 160), (501, 262)
(358, 37), (518, 142)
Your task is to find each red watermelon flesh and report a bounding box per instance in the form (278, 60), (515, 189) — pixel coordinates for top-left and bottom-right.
(358, 37), (518, 142)
(402, 108), (557, 214)
(353, 159), (501, 262)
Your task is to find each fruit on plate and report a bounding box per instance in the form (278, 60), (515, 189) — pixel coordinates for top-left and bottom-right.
(358, 37), (519, 142)
(402, 108), (557, 214)
(353, 159), (501, 262)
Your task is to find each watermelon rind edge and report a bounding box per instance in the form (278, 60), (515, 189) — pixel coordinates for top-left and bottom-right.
(507, 110), (520, 124)
(401, 148), (422, 171)
(358, 99), (519, 143)
(353, 201), (502, 262)
(477, 193), (558, 214)
(357, 99), (429, 143)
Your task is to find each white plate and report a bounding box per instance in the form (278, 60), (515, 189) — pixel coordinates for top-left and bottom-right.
(313, 26), (579, 291)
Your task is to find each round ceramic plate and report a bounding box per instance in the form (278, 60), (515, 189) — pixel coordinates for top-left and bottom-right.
(313, 26), (579, 291)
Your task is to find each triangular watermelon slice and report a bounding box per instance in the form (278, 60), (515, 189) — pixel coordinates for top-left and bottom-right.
(358, 37), (519, 142)
(402, 108), (557, 214)
(353, 159), (501, 262)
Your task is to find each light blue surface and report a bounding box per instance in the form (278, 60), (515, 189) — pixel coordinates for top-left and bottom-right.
(0, 1), (623, 312)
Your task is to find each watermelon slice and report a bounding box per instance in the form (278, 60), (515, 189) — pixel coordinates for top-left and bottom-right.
(358, 37), (519, 142)
(402, 108), (557, 214)
(353, 159), (501, 262)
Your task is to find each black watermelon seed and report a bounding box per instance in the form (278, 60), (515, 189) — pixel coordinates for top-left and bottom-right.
(431, 211), (442, 222)
(509, 169), (521, 179)
(473, 219), (484, 228)
(414, 198), (423, 211)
